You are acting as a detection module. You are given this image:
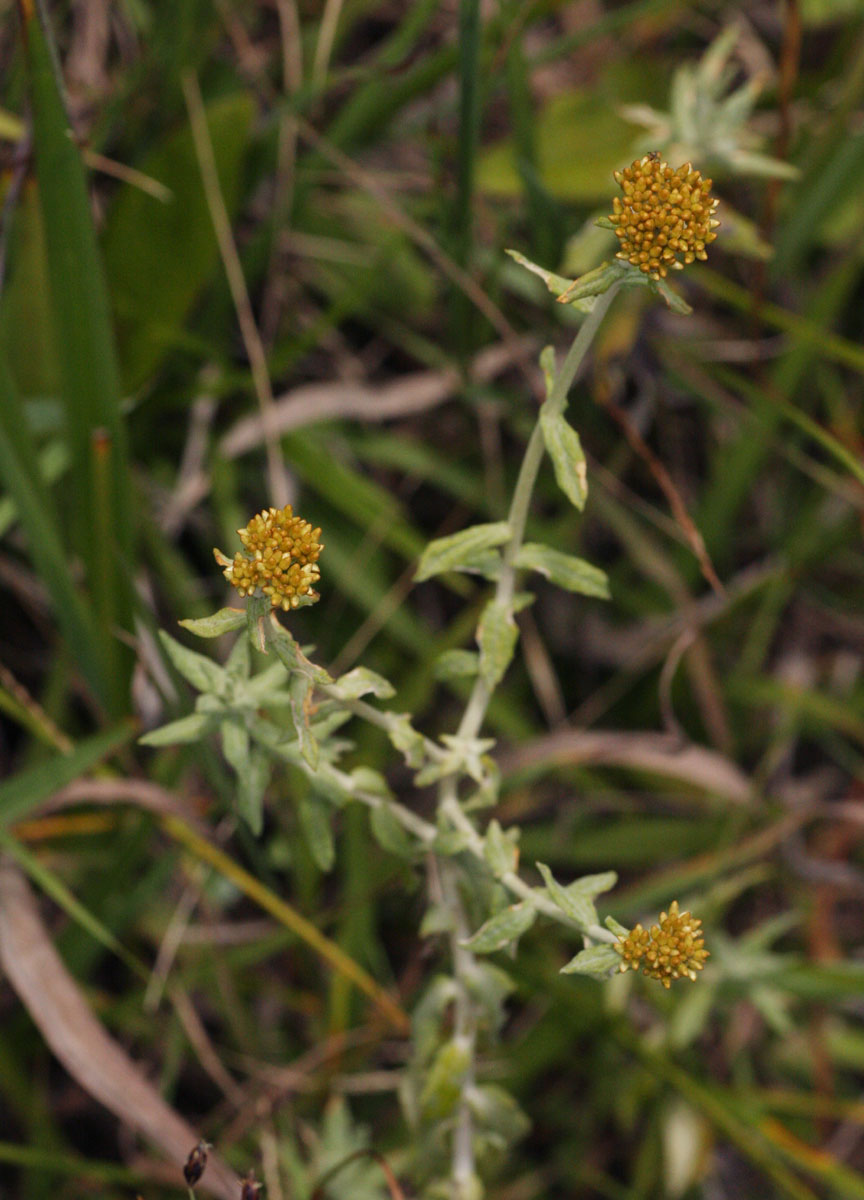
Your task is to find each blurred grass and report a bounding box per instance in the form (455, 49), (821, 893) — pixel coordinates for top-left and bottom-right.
(2, 2), (864, 1198)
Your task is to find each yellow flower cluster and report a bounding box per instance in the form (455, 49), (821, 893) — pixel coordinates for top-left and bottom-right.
(609, 154), (719, 280)
(615, 901), (709, 988)
(214, 505), (323, 611)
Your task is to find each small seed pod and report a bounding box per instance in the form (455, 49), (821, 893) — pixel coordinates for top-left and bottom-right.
(183, 1139), (211, 1188)
(241, 1169), (263, 1199)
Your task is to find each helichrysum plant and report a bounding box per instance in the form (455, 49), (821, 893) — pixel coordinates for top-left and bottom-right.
(620, 25), (799, 181)
(143, 156), (717, 1200)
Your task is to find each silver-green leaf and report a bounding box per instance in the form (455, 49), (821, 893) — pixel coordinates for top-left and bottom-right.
(462, 902), (536, 954)
(415, 522), (512, 582)
(536, 862), (597, 929)
(477, 599), (518, 687)
(139, 712), (215, 746)
(515, 542), (609, 598)
(560, 944), (622, 977)
(328, 666), (395, 701)
(178, 608), (246, 638)
(159, 631), (225, 694)
(540, 409), (588, 511)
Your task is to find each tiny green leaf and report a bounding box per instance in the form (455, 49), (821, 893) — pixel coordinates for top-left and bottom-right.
(568, 871), (618, 899)
(540, 410), (588, 511)
(560, 944), (622, 977)
(139, 712), (216, 746)
(298, 792), (335, 871)
(178, 608), (246, 638)
(415, 522), (512, 582)
(505, 248), (574, 296)
(387, 714), (426, 769)
(515, 543), (609, 598)
(159, 630), (225, 693)
(220, 718), (249, 774)
(420, 1040), (471, 1121)
(484, 819), (518, 878)
(236, 749), (269, 836)
(536, 862), (597, 929)
(328, 666), (395, 701)
(289, 674), (318, 769)
(370, 804), (418, 860)
(270, 627), (332, 684)
(462, 902), (537, 954)
(477, 599), (518, 688)
(433, 649), (479, 682)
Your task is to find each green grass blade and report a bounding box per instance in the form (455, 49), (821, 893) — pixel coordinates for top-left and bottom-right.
(0, 358), (108, 706)
(0, 831), (148, 980)
(23, 7), (134, 714)
(0, 722), (134, 830)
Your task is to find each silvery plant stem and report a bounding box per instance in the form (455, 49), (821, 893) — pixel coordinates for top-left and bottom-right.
(440, 283), (621, 1195)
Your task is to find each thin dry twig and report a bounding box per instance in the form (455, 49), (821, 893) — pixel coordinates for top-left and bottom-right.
(501, 728), (752, 804)
(221, 337), (536, 457)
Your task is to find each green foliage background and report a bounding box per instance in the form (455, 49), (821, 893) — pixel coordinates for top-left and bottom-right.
(1, 1), (864, 1198)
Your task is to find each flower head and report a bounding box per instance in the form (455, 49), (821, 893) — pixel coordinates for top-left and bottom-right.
(214, 505), (323, 610)
(615, 900), (709, 988)
(609, 154), (719, 280)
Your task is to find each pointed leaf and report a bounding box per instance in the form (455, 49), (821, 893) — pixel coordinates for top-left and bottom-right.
(415, 522), (512, 582)
(540, 409), (588, 511)
(483, 819), (518, 878)
(477, 599), (518, 687)
(289, 674), (318, 769)
(178, 608), (246, 638)
(462, 902), (537, 954)
(328, 666), (395, 701)
(139, 712), (216, 747)
(561, 944), (622, 977)
(387, 714), (426, 769)
(433, 649), (479, 682)
(158, 631), (224, 694)
(536, 862), (596, 928)
(298, 793), (335, 871)
(515, 543), (609, 598)
(370, 804), (418, 860)
(236, 749), (269, 836)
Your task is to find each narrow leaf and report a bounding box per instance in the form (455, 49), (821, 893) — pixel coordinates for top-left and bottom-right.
(158, 631), (225, 694)
(370, 804), (418, 860)
(515, 543), (609, 598)
(328, 666), (395, 701)
(560, 944), (622, 977)
(179, 609), (246, 638)
(462, 902), (536, 954)
(484, 819), (518, 878)
(139, 712), (216, 747)
(434, 649), (480, 681)
(536, 862), (596, 928)
(415, 521), (512, 582)
(26, 10), (133, 712)
(289, 674), (318, 769)
(477, 599), (518, 687)
(540, 409), (588, 511)
(298, 793), (335, 871)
